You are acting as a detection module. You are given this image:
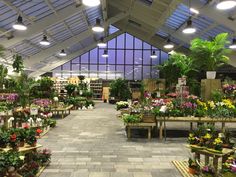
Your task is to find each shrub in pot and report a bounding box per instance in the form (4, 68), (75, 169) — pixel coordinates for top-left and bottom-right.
(0, 130), (9, 148)
(25, 128), (37, 146)
(190, 33), (230, 79)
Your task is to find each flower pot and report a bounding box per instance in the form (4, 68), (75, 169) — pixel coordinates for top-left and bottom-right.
(188, 167), (197, 175)
(31, 141), (37, 147)
(206, 71), (216, 79)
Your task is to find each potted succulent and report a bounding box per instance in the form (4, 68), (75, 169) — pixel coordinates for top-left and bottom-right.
(0, 130), (9, 148)
(25, 128), (37, 147)
(190, 33), (230, 79)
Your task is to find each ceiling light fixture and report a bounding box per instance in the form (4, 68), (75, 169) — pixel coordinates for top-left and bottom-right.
(59, 49), (67, 56)
(190, 7), (199, 14)
(97, 37), (107, 48)
(92, 18), (104, 33)
(216, 0), (236, 10)
(182, 19), (196, 34)
(164, 39), (174, 49)
(150, 51), (158, 59)
(229, 38), (236, 49)
(13, 15), (27, 31)
(102, 49), (108, 58)
(39, 35), (50, 46)
(82, 0), (100, 7)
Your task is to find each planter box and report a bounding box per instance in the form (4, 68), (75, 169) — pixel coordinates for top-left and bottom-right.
(142, 114), (155, 123)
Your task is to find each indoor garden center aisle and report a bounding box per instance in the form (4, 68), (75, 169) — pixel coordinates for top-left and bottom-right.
(39, 102), (188, 177)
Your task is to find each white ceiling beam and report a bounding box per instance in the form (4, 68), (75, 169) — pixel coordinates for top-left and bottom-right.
(183, 0), (236, 32)
(149, 0), (183, 38)
(24, 13), (126, 68)
(29, 30), (123, 77)
(44, 0), (75, 36)
(2, 4), (83, 48)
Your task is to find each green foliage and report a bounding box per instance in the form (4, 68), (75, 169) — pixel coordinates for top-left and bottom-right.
(122, 114), (141, 124)
(190, 33), (230, 71)
(65, 84), (77, 96)
(0, 129), (9, 148)
(110, 78), (131, 101)
(0, 151), (23, 173)
(12, 54), (24, 73)
(25, 128), (37, 146)
(47, 119), (57, 128)
(211, 90), (224, 102)
(0, 45), (4, 58)
(0, 64), (8, 89)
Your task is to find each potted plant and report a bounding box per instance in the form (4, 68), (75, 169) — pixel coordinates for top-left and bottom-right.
(8, 129), (19, 150)
(0, 130), (9, 148)
(65, 84), (77, 96)
(25, 128), (37, 147)
(190, 33), (230, 79)
(109, 78), (131, 101)
(122, 114), (141, 124)
(188, 158), (199, 175)
(16, 128), (26, 147)
(12, 54), (24, 74)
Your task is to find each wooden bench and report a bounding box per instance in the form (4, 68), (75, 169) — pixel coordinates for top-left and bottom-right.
(125, 122), (156, 140)
(158, 117), (236, 140)
(51, 105), (73, 118)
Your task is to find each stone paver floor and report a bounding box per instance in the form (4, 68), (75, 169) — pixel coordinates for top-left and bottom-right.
(39, 102), (192, 177)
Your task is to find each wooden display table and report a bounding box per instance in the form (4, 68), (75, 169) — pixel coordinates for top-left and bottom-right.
(51, 105), (73, 118)
(188, 145), (235, 176)
(125, 122), (156, 140)
(157, 117), (236, 140)
(0, 144), (42, 153)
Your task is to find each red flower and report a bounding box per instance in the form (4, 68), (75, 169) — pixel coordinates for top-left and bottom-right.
(23, 124), (30, 129)
(36, 129), (43, 134)
(10, 133), (17, 142)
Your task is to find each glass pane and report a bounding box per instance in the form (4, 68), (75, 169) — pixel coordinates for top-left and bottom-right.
(107, 65), (115, 80)
(160, 51), (169, 64)
(117, 50), (124, 64)
(117, 34), (125, 49)
(134, 37), (142, 49)
(134, 65), (142, 80)
(151, 67), (159, 79)
(81, 52), (88, 63)
(99, 65), (106, 79)
(116, 65), (124, 79)
(90, 48), (98, 64)
(125, 65), (133, 80)
(90, 65), (98, 78)
(125, 50), (133, 64)
(152, 50), (159, 65)
(143, 50), (151, 65)
(125, 33), (133, 49)
(143, 42), (151, 49)
(98, 49), (106, 64)
(80, 64), (88, 77)
(62, 62), (70, 70)
(72, 64), (80, 71)
(108, 50), (115, 64)
(134, 50), (142, 64)
(108, 38), (116, 48)
(143, 66), (150, 79)
(71, 56), (80, 63)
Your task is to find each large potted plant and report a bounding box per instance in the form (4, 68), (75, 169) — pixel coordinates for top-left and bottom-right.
(190, 33), (230, 79)
(12, 54), (24, 74)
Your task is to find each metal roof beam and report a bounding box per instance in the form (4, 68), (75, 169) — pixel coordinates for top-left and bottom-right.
(2, 4), (83, 48)
(29, 30), (123, 77)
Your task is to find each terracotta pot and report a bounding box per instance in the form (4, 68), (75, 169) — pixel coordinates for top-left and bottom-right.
(189, 167), (197, 175)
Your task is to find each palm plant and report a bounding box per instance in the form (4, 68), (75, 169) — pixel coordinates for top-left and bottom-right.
(12, 54), (24, 73)
(190, 33), (230, 71)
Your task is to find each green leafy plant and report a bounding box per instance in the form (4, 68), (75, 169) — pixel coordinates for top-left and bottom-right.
(0, 64), (8, 89)
(12, 54), (24, 73)
(110, 78), (131, 101)
(65, 84), (77, 96)
(25, 128), (37, 146)
(0, 129), (9, 148)
(47, 119), (56, 128)
(122, 114), (141, 123)
(190, 33), (230, 71)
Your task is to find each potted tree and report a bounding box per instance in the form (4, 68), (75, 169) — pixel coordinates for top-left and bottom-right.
(190, 33), (230, 79)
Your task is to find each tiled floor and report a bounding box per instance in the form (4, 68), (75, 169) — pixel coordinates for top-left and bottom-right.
(39, 102), (193, 177)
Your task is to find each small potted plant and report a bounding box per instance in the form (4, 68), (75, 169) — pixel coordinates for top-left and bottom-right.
(188, 158), (199, 175)
(37, 148), (52, 165)
(25, 128), (37, 147)
(0, 130), (9, 148)
(8, 130), (19, 150)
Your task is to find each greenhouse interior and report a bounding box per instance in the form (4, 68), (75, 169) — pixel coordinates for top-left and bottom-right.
(1, 0), (236, 177)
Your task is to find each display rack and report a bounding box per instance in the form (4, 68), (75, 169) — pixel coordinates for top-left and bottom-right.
(90, 79), (103, 100)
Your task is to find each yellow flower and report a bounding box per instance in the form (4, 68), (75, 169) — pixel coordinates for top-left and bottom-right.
(222, 99), (235, 109)
(213, 138), (223, 145)
(208, 101), (215, 109)
(203, 133), (211, 139)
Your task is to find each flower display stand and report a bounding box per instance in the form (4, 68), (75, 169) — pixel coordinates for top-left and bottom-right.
(188, 145), (235, 176)
(125, 123), (156, 140)
(51, 104), (73, 118)
(0, 144), (42, 153)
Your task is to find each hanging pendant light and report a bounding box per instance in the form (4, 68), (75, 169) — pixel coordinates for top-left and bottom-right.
(150, 51), (157, 59)
(216, 0), (236, 10)
(164, 39), (174, 49)
(13, 15), (27, 31)
(102, 49), (108, 58)
(229, 38), (236, 49)
(82, 0), (100, 7)
(97, 37), (107, 48)
(92, 18), (104, 33)
(39, 35), (50, 46)
(59, 49), (67, 56)
(182, 19), (196, 34)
